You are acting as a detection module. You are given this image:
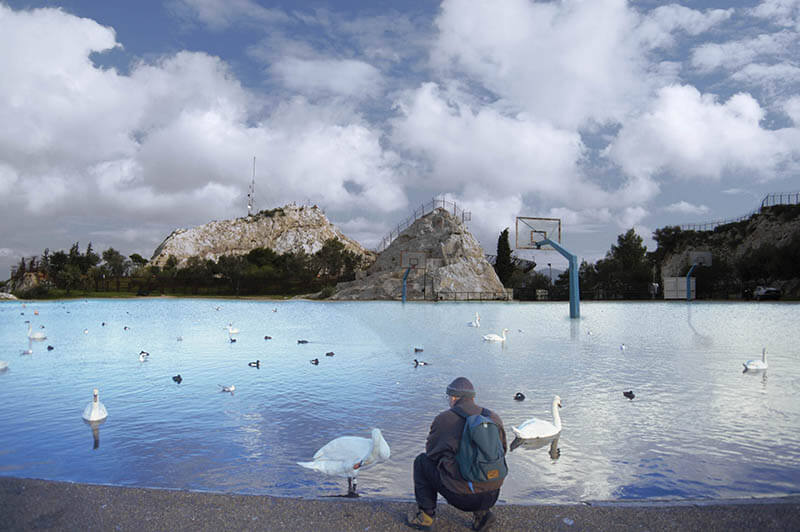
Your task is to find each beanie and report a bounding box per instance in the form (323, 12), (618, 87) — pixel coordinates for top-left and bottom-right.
(446, 377), (475, 398)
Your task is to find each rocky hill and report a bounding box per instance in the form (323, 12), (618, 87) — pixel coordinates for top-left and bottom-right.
(657, 204), (800, 297)
(150, 205), (374, 268)
(331, 208), (506, 300)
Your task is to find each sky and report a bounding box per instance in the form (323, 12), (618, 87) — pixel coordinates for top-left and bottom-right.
(1, 0), (799, 278)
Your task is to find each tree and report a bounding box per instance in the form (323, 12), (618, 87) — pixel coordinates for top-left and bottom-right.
(494, 228), (514, 286)
(83, 242), (100, 274)
(102, 247), (129, 291)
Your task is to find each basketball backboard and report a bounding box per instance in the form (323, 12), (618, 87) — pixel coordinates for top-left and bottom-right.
(688, 251), (712, 267)
(515, 217), (562, 251)
(401, 251), (427, 269)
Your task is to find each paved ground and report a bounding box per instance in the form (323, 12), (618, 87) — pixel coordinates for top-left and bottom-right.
(1, 477), (798, 531)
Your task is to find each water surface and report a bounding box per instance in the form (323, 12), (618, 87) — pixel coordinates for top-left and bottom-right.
(0, 299), (797, 503)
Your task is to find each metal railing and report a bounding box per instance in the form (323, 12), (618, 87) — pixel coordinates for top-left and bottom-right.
(375, 197), (471, 252)
(680, 191), (800, 231)
(435, 290), (511, 301)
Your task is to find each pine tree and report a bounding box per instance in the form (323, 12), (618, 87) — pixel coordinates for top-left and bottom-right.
(495, 228), (514, 286)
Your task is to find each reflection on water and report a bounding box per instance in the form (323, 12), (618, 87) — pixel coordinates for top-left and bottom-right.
(510, 436), (561, 460)
(84, 419), (105, 450)
(0, 299), (798, 503)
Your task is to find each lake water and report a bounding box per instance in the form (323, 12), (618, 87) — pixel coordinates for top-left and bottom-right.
(0, 299), (798, 504)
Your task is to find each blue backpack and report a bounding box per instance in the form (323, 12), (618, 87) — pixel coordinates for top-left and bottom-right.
(452, 407), (508, 491)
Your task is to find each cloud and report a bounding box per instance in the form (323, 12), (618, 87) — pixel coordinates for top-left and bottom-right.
(785, 96), (800, 124)
(664, 201), (711, 215)
(606, 84), (800, 182)
(269, 57), (383, 98)
(749, 0), (800, 28)
(430, 0), (717, 129)
(690, 32), (794, 73)
(168, 0), (287, 30)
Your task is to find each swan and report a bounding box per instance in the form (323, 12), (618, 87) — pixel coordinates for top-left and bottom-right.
(512, 395), (562, 439)
(219, 384), (235, 393)
(82, 389), (108, 422)
(483, 328), (509, 342)
(743, 348), (768, 372)
(468, 312), (481, 327)
(225, 324), (240, 335)
(27, 323), (47, 341)
(0, 360), (8, 370)
(297, 428), (390, 497)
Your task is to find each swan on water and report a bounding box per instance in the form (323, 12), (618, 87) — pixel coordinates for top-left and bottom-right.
(297, 428), (391, 497)
(468, 312), (481, 327)
(82, 389), (108, 422)
(743, 348), (768, 372)
(219, 384), (235, 393)
(512, 395), (562, 439)
(27, 323), (47, 341)
(483, 328), (509, 342)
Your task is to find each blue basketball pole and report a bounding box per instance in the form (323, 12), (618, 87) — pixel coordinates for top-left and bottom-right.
(402, 267), (412, 303)
(536, 238), (580, 319)
(686, 263), (697, 301)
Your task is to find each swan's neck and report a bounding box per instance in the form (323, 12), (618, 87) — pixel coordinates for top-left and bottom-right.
(501, 330), (506, 340)
(762, 348), (767, 363)
(552, 402), (561, 430)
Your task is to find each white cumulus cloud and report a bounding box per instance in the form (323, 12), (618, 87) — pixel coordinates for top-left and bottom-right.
(664, 201), (711, 215)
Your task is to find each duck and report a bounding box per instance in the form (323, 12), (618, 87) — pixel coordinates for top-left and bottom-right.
(47, 345), (54, 351)
(264, 335), (272, 340)
(26, 323), (47, 341)
(743, 348), (768, 372)
(514, 392), (525, 401)
(172, 374), (183, 384)
(483, 328), (509, 342)
(83, 328), (89, 334)
(82, 389), (108, 422)
(310, 358), (320, 365)
(297, 428), (390, 497)
(325, 351), (335, 357)
(219, 384), (235, 393)
(623, 390), (635, 400)
(620, 343), (627, 351)
(512, 395), (562, 439)
(176, 336), (183, 342)
(413, 347), (424, 353)
(413, 359), (429, 367)
(248, 360), (260, 368)
(138, 350), (150, 362)
(229, 337), (237, 343)
(298, 340), (310, 344)
(468, 312), (481, 327)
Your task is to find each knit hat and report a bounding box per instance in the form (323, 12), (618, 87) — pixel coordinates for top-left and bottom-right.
(446, 377), (475, 398)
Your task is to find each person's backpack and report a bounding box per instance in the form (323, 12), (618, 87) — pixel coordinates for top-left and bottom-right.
(452, 407), (508, 491)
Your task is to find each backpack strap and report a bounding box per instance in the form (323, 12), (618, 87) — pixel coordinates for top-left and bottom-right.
(450, 406), (467, 418)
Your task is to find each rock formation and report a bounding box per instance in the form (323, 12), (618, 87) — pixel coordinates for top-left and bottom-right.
(332, 208), (507, 300)
(150, 205), (374, 268)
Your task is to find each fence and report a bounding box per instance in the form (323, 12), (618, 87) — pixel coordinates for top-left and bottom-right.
(375, 197), (471, 252)
(680, 191), (800, 231)
(435, 290), (511, 301)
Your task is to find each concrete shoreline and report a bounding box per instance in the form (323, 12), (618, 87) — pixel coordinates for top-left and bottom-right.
(1, 477), (798, 531)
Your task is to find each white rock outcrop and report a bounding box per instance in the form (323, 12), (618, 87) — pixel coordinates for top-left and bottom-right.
(332, 208), (507, 300)
(150, 205), (374, 268)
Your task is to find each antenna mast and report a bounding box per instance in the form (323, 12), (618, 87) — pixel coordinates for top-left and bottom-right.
(247, 156), (256, 216)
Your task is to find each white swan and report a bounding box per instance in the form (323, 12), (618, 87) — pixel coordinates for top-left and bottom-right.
(512, 395), (562, 439)
(468, 312), (481, 327)
(27, 323), (47, 341)
(298, 428), (390, 496)
(225, 324), (240, 335)
(743, 348), (768, 372)
(82, 389), (108, 422)
(483, 328), (509, 342)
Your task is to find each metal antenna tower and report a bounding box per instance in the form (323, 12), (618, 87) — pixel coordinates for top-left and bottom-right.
(247, 156), (256, 216)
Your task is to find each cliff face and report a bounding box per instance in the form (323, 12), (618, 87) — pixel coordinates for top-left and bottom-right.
(331, 208), (506, 300)
(150, 205), (374, 268)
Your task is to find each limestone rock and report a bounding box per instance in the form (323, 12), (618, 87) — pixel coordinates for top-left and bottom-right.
(150, 205), (374, 268)
(332, 208), (506, 300)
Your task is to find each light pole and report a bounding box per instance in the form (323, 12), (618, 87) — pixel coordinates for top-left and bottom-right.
(548, 263), (552, 284)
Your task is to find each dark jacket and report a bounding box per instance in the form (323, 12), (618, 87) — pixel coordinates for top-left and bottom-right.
(426, 396), (507, 494)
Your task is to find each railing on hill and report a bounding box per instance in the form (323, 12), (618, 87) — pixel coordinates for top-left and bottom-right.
(375, 197), (471, 252)
(679, 191), (800, 231)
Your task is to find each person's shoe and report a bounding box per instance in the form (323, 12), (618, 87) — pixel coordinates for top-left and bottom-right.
(472, 510), (496, 531)
(407, 508), (435, 530)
